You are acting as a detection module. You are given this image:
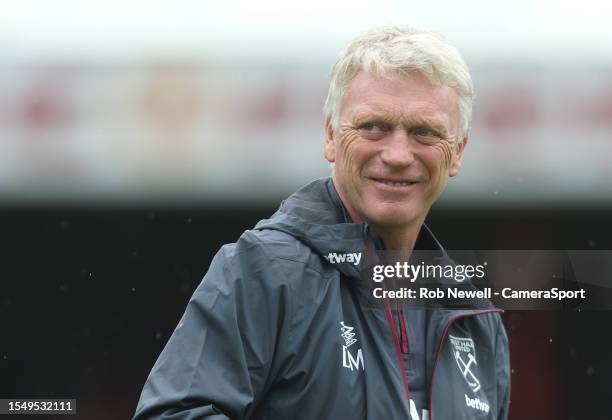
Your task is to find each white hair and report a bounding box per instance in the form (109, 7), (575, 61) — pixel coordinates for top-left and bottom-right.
(323, 25), (474, 142)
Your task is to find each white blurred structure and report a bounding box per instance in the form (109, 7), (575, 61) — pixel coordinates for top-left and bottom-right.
(1, 0), (611, 205)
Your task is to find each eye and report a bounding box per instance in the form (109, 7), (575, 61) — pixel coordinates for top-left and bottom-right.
(412, 126), (443, 143)
(360, 123), (384, 132)
(357, 122), (388, 140)
(415, 127), (433, 136)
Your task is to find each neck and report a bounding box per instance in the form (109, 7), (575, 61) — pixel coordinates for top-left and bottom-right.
(368, 221), (423, 251)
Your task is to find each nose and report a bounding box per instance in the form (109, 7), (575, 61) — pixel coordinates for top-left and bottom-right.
(379, 129), (416, 168)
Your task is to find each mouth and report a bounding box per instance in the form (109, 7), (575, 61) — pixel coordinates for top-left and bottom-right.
(369, 177), (421, 188)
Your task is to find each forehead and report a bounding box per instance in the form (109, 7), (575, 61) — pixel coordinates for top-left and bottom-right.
(341, 71), (459, 127)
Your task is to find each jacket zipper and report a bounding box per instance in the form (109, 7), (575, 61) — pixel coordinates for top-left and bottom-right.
(427, 309), (503, 420)
(384, 304), (412, 414)
(397, 306), (409, 354)
(364, 240), (413, 415)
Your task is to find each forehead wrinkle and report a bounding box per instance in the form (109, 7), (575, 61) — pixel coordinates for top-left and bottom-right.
(351, 105), (403, 124)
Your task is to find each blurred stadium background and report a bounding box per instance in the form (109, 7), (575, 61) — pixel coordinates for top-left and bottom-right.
(1, 1), (611, 418)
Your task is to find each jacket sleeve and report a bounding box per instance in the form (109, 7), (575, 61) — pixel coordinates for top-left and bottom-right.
(133, 242), (294, 419)
(495, 319), (511, 420)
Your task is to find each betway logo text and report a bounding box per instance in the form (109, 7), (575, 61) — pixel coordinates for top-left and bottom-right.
(465, 394), (490, 413)
(324, 252), (362, 266)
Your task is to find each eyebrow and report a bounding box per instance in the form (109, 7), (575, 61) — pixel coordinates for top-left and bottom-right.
(353, 109), (450, 137)
(404, 116), (449, 136)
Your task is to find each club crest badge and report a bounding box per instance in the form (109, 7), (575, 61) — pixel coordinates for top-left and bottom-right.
(449, 335), (481, 392)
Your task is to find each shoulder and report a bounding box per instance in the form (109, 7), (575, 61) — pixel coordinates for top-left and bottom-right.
(240, 228), (322, 269)
(209, 228), (331, 291)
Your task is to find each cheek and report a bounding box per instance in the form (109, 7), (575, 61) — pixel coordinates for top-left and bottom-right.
(338, 124), (363, 175)
(431, 139), (455, 179)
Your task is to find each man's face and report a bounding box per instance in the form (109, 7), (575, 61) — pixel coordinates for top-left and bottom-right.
(324, 70), (467, 229)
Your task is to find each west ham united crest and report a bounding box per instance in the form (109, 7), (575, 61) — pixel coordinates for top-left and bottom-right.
(449, 335), (481, 392)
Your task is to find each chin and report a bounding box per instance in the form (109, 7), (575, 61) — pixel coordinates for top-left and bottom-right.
(365, 205), (423, 228)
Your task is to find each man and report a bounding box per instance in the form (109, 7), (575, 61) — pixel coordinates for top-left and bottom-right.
(134, 26), (510, 420)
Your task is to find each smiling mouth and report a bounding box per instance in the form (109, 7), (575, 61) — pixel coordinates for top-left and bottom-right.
(370, 178), (420, 187)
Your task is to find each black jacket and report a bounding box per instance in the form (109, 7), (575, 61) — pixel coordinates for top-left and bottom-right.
(134, 178), (510, 419)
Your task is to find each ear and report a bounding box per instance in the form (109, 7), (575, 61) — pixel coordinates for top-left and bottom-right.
(449, 135), (468, 177)
(324, 116), (336, 163)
